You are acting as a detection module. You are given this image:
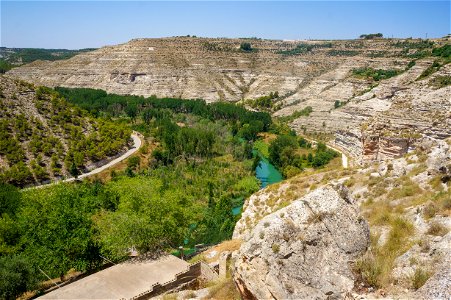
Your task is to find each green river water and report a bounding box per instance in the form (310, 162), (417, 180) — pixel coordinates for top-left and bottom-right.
(174, 151), (283, 255)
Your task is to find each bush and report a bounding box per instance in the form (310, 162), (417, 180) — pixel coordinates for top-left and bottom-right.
(360, 33), (383, 39)
(127, 156), (140, 170)
(354, 253), (383, 288)
(0, 255), (39, 300)
(240, 42), (252, 52)
(353, 67), (401, 81)
(423, 202), (438, 219)
(269, 135), (298, 168)
(429, 75), (451, 89)
(426, 222), (448, 236)
(432, 44), (451, 59)
(417, 60), (442, 80)
(411, 268), (430, 290)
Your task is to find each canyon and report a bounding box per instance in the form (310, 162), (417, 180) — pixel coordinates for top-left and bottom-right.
(7, 37), (451, 164)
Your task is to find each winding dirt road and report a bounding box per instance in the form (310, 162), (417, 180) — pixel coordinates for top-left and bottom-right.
(23, 132), (142, 190)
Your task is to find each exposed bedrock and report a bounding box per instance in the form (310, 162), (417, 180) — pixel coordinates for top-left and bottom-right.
(233, 184), (370, 300)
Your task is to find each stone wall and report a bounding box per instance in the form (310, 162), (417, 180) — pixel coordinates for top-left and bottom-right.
(131, 261), (218, 300)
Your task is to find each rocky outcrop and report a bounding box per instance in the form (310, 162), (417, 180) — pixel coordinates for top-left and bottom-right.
(7, 37), (451, 164)
(233, 184), (370, 299)
(425, 138), (451, 183)
(7, 37), (337, 102)
(415, 254), (451, 300)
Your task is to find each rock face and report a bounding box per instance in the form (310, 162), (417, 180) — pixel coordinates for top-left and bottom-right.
(233, 184), (370, 300)
(7, 37), (335, 102)
(415, 252), (451, 300)
(7, 37), (451, 163)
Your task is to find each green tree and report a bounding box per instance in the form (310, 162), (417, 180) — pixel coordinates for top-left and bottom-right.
(95, 177), (193, 259)
(125, 104), (138, 122)
(0, 184), (21, 216)
(269, 135), (298, 168)
(69, 161), (79, 178)
(19, 185), (102, 278)
(240, 42), (252, 52)
(0, 255), (39, 300)
(127, 156), (140, 170)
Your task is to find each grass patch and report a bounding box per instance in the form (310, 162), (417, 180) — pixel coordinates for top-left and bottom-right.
(429, 75), (451, 89)
(423, 202), (438, 219)
(411, 268), (431, 290)
(387, 177), (422, 199)
(207, 277), (240, 300)
(277, 106), (313, 123)
(426, 222), (449, 236)
(417, 60), (442, 80)
(355, 217), (414, 288)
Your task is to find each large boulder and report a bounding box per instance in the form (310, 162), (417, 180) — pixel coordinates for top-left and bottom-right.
(233, 184), (370, 299)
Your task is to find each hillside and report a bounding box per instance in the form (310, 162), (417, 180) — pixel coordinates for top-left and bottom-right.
(0, 47), (96, 73)
(2, 37), (451, 299)
(230, 137), (450, 299)
(0, 76), (131, 187)
(7, 37), (451, 165)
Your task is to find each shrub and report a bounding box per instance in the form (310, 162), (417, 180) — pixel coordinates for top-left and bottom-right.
(423, 202), (438, 219)
(417, 60), (442, 80)
(271, 243), (280, 253)
(127, 156), (140, 170)
(353, 67), (401, 81)
(426, 222), (448, 236)
(0, 255), (39, 300)
(240, 42), (252, 52)
(411, 268), (430, 290)
(354, 253), (383, 288)
(429, 75), (451, 89)
(432, 44), (451, 59)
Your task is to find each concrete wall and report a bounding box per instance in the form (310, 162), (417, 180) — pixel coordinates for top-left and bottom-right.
(131, 261), (218, 300)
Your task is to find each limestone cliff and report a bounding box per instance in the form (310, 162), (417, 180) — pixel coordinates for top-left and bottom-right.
(233, 184), (370, 300)
(7, 37), (451, 163)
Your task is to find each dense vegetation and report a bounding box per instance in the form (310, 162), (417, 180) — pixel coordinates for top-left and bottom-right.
(244, 91), (280, 111)
(268, 136), (339, 177)
(278, 43), (332, 55)
(0, 47), (95, 65)
(431, 44), (451, 60)
(0, 86), (272, 297)
(0, 84), (341, 298)
(359, 33), (383, 39)
(0, 81), (130, 187)
(0, 60), (13, 74)
(277, 106), (313, 123)
(55, 87), (271, 131)
(352, 67), (402, 81)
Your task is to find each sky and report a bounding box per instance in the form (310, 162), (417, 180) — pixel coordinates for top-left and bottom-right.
(1, 1), (450, 49)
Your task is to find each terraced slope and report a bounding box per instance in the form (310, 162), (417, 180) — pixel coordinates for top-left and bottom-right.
(0, 76), (131, 187)
(7, 37), (451, 163)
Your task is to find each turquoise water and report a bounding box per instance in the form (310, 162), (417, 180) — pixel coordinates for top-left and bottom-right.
(179, 152), (283, 253)
(255, 157), (283, 188)
(231, 153), (283, 215)
(232, 206), (242, 216)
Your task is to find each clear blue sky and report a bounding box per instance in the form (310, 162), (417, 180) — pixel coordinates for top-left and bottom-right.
(1, 1), (450, 49)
